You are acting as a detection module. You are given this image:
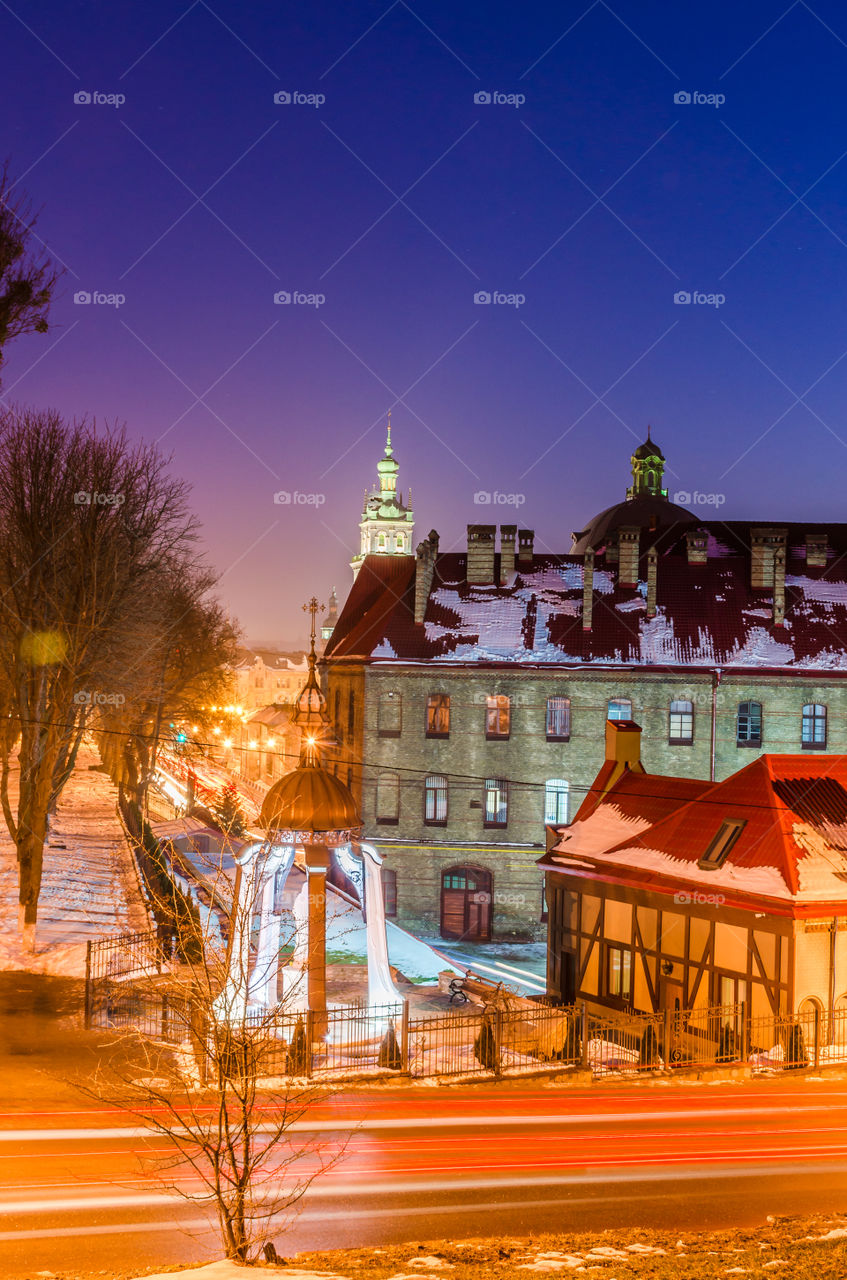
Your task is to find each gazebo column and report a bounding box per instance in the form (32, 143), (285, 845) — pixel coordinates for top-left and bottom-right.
(305, 844), (331, 1038)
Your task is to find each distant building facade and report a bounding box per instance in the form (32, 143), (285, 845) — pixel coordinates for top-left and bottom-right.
(323, 434), (847, 944)
(230, 649), (307, 713)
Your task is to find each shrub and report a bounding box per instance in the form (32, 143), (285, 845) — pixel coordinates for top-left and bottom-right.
(285, 1016), (310, 1076)
(378, 1020), (403, 1070)
(474, 1010), (499, 1072)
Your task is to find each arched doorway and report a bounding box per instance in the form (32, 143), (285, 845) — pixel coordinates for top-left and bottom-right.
(440, 865), (492, 941)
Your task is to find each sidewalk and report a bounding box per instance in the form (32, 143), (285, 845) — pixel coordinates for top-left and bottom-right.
(0, 745), (149, 976)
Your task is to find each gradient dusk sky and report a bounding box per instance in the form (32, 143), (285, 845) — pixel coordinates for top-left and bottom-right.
(2, 1), (846, 644)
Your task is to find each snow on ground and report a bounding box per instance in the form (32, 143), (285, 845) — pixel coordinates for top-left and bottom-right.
(0, 746), (148, 975)
(133, 1267), (351, 1280)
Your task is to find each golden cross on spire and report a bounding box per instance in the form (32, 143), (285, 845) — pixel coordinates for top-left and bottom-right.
(302, 596), (325, 652)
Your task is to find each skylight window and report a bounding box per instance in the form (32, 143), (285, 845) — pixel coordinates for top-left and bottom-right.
(698, 819), (746, 870)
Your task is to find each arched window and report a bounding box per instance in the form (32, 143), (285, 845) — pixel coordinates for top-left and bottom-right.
(378, 533), (386, 549)
(426, 693), (450, 738)
(440, 865), (492, 941)
(424, 774), (448, 825)
(545, 778), (569, 824)
(485, 694), (511, 739)
(376, 772), (399, 823)
(484, 777), (508, 827)
(802, 703), (827, 749)
(737, 700), (762, 747)
(546, 696), (570, 741)
(396, 534), (404, 551)
(607, 697), (632, 721)
(669, 699), (694, 744)
(377, 690), (402, 737)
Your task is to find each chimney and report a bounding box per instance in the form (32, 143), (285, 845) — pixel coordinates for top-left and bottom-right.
(467, 524), (496, 585)
(618, 526), (640, 588)
(517, 528), (535, 568)
(582, 548), (594, 632)
(605, 532), (619, 564)
(605, 718), (643, 771)
(773, 545), (786, 626)
(685, 528), (708, 564)
(646, 545), (658, 619)
(806, 532), (828, 568)
(500, 525), (517, 583)
(414, 529), (439, 623)
(750, 526), (787, 589)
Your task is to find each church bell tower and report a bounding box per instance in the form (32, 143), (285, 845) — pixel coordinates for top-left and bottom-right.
(351, 415), (415, 579)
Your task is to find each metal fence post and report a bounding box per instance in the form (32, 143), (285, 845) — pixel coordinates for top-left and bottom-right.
(741, 1001), (749, 1062)
(580, 1002), (589, 1070)
(494, 1006), (503, 1078)
(400, 998), (410, 1073)
(663, 1007), (673, 1070)
(84, 940), (92, 1030)
(814, 1006), (821, 1070)
(305, 1010), (315, 1079)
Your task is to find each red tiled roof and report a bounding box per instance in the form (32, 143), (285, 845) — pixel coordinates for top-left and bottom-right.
(325, 522), (847, 670)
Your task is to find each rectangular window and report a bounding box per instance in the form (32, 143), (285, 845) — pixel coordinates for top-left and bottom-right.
(608, 698), (632, 721)
(347, 691), (355, 738)
(376, 774), (399, 823)
(381, 867), (397, 919)
(802, 703), (827, 749)
(424, 774), (448, 825)
(378, 691), (402, 738)
(607, 945), (632, 1001)
(544, 778), (569, 825)
(699, 818), (746, 870)
(484, 777), (508, 827)
(426, 693), (450, 738)
(669, 699), (694, 744)
(736, 701), (762, 747)
(485, 694), (511, 739)
(546, 696), (571, 741)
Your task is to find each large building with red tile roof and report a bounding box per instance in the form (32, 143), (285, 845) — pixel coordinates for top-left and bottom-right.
(541, 720), (847, 1029)
(322, 434), (847, 943)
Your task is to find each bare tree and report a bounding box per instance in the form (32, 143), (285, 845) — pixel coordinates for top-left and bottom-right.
(95, 563), (239, 811)
(77, 839), (347, 1261)
(0, 159), (61, 378)
(0, 405), (201, 945)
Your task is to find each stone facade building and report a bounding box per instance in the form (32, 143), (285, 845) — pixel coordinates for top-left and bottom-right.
(323, 433), (847, 944)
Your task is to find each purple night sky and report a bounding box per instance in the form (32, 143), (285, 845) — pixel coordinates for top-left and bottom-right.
(2, 1), (846, 644)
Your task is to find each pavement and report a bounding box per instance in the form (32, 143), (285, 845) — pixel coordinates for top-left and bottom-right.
(3, 1077), (847, 1277)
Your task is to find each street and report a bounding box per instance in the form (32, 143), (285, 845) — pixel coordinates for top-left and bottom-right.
(2, 1079), (847, 1276)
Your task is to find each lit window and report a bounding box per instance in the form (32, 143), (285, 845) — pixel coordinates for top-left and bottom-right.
(545, 778), (569, 824)
(484, 777), (508, 826)
(424, 774), (448, 825)
(546, 696), (571, 741)
(377, 690), (402, 737)
(736, 701), (762, 747)
(607, 698), (632, 721)
(376, 773), (399, 823)
(397, 535), (404, 550)
(378, 534), (386, 549)
(426, 693), (451, 738)
(699, 818), (746, 870)
(802, 703), (827, 749)
(607, 945), (632, 1000)
(485, 694), (511, 739)
(669, 699), (694, 744)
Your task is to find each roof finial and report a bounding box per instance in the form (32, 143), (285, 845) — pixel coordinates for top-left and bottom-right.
(647, 424), (652, 441)
(386, 410), (392, 453)
(295, 597), (328, 763)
